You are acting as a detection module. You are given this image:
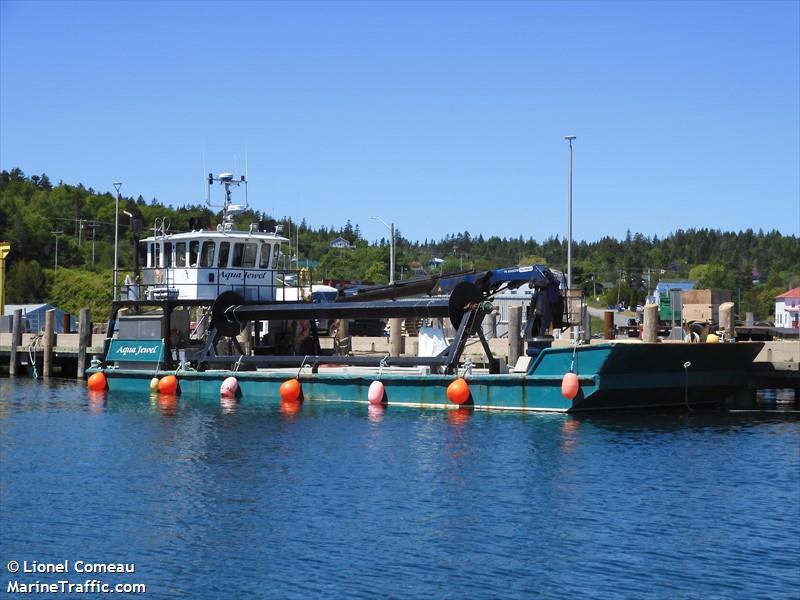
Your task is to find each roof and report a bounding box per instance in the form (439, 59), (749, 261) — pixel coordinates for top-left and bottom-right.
(775, 287), (800, 299)
(655, 280), (695, 293)
(329, 237), (353, 248)
(4, 303), (53, 315)
(141, 230), (287, 243)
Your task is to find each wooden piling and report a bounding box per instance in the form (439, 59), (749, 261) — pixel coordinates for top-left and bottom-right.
(719, 302), (735, 339)
(486, 311), (497, 339)
(604, 310), (614, 340)
(508, 305), (522, 367)
(77, 308), (91, 379)
(643, 303), (659, 342)
(238, 321), (252, 355)
(336, 318), (349, 341)
(9, 308), (21, 377)
(389, 318), (402, 357)
(43, 308), (55, 378)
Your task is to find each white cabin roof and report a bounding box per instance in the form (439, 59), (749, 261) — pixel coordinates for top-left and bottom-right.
(141, 230), (288, 243)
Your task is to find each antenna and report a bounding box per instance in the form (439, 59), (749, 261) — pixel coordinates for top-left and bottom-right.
(201, 139), (207, 202)
(245, 145), (249, 205)
(207, 171), (248, 232)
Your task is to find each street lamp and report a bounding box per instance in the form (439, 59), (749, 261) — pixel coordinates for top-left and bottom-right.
(563, 136), (576, 293)
(371, 216), (395, 284)
(112, 182), (122, 301)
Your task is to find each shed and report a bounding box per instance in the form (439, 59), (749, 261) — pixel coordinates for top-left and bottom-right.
(3, 304), (77, 334)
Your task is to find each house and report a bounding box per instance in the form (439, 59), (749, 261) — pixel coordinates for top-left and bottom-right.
(329, 237), (353, 249)
(774, 287), (800, 329)
(3, 303), (77, 333)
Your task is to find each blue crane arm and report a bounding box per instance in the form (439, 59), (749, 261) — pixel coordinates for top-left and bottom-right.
(436, 265), (562, 297)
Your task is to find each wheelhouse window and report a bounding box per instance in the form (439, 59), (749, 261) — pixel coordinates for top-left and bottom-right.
(164, 242), (173, 268)
(217, 242), (230, 268)
(271, 244), (279, 268)
(189, 241), (199, 266)
(200, 241), (215, 267)
(242, 243), (258, 268)
(175, 242), (186, 267)
(154, 243), (161, 268)
(259, 242), (271, 268)
(231, 242), (244, 267)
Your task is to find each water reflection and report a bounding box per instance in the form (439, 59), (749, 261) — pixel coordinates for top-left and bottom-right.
(155, 394), (178, 416)
(367, 404), (385, 423)
(447, 407), (472, 427)
(220, 395), (239, 415)
(560, 417), (580, 453)
(87, 390), (107, 414)
(279, 399), (302, 418)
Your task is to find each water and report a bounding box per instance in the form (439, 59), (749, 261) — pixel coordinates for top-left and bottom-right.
(1, 379), (798, 599)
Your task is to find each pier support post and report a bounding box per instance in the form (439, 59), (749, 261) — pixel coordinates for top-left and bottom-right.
(336, 318), (349, 342)
(719, 302), (735, 340)
(604, 310), (614, 340)
(508, 305), (522, 367)
(581, 305), (591, 342)
(389, 318), (402, 357)
(77, 308), (91, 379)
(643, 303), (659, 342)
(9, 308), (21, 377)
(487, 310), (497, 339)
(43, 308), (55, 378)
(237, 321), (252, 355)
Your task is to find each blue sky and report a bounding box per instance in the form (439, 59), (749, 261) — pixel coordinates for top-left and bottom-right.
(1, 0), (798, 244)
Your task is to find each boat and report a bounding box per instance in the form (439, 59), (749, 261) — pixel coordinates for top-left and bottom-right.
(88, 173), (764, 412)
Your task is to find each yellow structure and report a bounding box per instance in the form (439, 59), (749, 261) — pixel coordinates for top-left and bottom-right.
(0, 242), (9, 316)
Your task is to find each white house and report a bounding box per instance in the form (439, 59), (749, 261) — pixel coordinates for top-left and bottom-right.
(329, 237), (353, 249)
(774, 287), (800, 328)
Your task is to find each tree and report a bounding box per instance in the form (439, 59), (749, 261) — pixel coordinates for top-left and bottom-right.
(6, 260), (48, 302)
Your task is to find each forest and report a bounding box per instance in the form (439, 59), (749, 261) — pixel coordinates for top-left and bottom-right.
(1, 168), (798, 320)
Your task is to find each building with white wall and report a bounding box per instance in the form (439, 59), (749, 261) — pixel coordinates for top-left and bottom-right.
(774, 287), (800, 328)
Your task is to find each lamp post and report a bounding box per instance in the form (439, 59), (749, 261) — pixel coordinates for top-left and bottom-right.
(112, 182), (122, 301)
(564, 136), (576, 293)
(371, 216), (395, 284)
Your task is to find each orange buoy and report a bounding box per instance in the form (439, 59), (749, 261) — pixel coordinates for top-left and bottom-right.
(561, 372), (580, 400)
(279, 378), (302, 402)
(446, 377), (471, 405)
(87, 371), (107, 391)
(158, 374), (179, 395)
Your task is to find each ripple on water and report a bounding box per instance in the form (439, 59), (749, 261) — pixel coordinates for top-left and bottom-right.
(1, 380), (799, 598)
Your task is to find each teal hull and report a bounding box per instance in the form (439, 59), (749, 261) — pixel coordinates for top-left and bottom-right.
(93, 342), (763, 412)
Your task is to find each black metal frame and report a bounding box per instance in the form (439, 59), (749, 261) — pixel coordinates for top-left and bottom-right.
(190, 297), (498, 374)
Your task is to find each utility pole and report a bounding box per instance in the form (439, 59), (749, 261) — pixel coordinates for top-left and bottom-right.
(87, 220), (99, 265)
(51, 231), (63, 272)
